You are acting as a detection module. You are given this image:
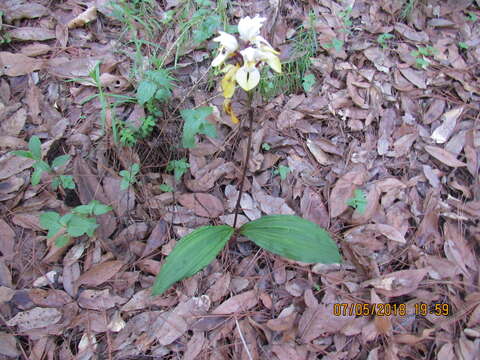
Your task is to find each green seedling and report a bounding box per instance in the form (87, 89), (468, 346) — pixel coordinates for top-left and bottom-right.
(181, 106), (217, 148)
(347, 189), (367, 214)
(466, 12), (477, 22)
(261, 143), (271, 151)
(159, 184), (174, 192)
(377, 33), (394, 49)
(401, 0), (416, 19)
(166, 159), (190, 182)
(12, 136), (75, 190)
(39, 200), (112, 247)
(137, 69), (174, 105)
(411, 46), (437, 69)
(120, 163), (140, 190)
(274, 165), (291, 180)
(324, 38), (344, 52)
(302, 73), (316, 92)
(120, 127), (137, 147)
(339, 7), (353, 32)
(458, 42), (469, 50)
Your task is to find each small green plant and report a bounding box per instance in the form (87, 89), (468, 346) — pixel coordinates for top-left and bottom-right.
(339, 6), (353, 32)
(120, 163), (140, 190)
(138, 115), (156, 138)
(302, 73), (316, 92)
(261, 143), (271, 151)
(166, 159), (190, 181)
(137, 69), (174, 105)
(119, 127), (137, 147)
(39, 200), (112, 247)
(400, 0), (416, 20)
(159, 184), (174, 192)
(274, 165), (291, 180)
(12, 136), (75, 190)
(411, 46), (437, 69)
(151, 15), (342, 297)
(347, 189), (367, 214)
(119, 115), (157, 147)
(377, 33), (394, 49)
(466, 12), (477, 22)
(458, 42), (469, 50)
(324, 38), (344, 52)
(181, 106), (217, 148)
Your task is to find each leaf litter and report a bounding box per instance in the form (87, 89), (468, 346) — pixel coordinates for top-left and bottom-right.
(0, 0), (479, 358)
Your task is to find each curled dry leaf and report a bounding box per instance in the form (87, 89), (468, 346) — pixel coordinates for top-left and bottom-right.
(6, 307), (62, 332)
(212, 290), (258, 315)
(177, 193), (224, 218)
(68, 6), (98, 29)
(365, 224), (406, 243)
(306, 139), (332, 166)
(431, 107), (463, 144)
(0, 52), (44, 77)
(78, 289), (126, 310)
(7, 27), (56, 41)
(76, 260), (124, 287)
(425, 145), (466, 167)
(364, 269), (428, 297)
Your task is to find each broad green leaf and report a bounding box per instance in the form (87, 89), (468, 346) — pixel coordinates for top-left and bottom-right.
(72, 203), (94, 215)
(11, 150), (34, 159)
(120, 176), (130, 190)
(137, 80), (157, 105)
(239, 215), (341, 264)
(55, 235), (70, 247)
(92, 201), (112, 215)
(347, 189), (367, 214)
(181, 106), (215, 148)
(28, 136), (42, 160)
(39, 212), (63, 238)
(152, 225), (233, 296)
(67, 215), (98, 237)
(302, 74), (316, 92)
(31, 169), (43, 186)
(51, 155), (70, 170)
(159, 184), (173, 192)
(51, 177), (60, 190)
(60, 175), (75, 189)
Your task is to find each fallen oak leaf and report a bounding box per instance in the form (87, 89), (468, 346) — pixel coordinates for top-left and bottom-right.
(425, 145), (466, 167)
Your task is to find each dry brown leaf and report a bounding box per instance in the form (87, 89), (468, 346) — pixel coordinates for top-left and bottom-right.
(177, 193), (224, 218)
(300, 187), (329, 228)
(0, 332), (19, 358)
(306, 139), (332, 166)
(0, 219), (15, 259)
(423, 99), (445, 124)
(155, 311), (188, 346)
(212, 290), (258, 315)
(0, 52), (44, 76)
(399, 67), (426, 89)
(277, 109), (304, 129)
(76, 261), (123, 287)
(78, 289), (125, 310)
(183, 332), (205, 360)
(7, 27), (56, 41)
(68, 6), (97, 29)
(431, 107), (463, 144)
(3, 3), (48, 22)
(365, 224), (406, 243)
(347, 72), (368, 109)
(6, 307), (62, 331)
(365, 269), (428, 297)
(425, 145), (466, 167)
(394, 23), (429, 42)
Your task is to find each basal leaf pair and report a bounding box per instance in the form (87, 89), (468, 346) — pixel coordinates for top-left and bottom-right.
(152, 215), (342, 296)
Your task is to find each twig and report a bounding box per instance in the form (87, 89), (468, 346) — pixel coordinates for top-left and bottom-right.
(235, 317), (254, 360)
(232, 91), (254, 229)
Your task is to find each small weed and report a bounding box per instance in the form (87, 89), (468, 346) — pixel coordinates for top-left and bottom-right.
(466, 12), (478, 22)
(120, 163), (140, 190)
(274, 165), (291, 180)
(302, 73), (316, 92)
(40, 200), (112, 247)
(159, 184), (174, 192)
(377, 33), (394, 49)
(458, 42), (469, 50)
(259, 11), (317, 99)
(261, 143), (271, 151)
(120, 127), (137, 147)
(347, 189), (367, 214)
(324, 38), (344, 52)
(12, 136), (75, 190)
(400, 0), (416, 20)
(339, 6), (353, 33)
(411, 46), (437, 69)
(166, 159), (190, 181)
(137, 68), (175, 105)
(181, 106), (216, 148)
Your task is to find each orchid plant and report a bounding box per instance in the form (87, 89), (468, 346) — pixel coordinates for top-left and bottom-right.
(151, 15), (341, 296)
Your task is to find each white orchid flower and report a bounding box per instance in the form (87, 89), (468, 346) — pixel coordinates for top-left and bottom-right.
(236, 47), (262, 91)
(212, 31), (239, 67)
(238, 15), (266, 43)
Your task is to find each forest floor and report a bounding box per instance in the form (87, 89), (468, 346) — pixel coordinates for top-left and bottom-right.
(0, 0), (479, 359)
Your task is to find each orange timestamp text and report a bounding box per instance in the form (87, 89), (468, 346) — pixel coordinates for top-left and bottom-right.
(333, 303), (451, 317)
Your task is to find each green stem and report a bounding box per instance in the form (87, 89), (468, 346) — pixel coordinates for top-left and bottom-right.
(232, 91), (254, 229)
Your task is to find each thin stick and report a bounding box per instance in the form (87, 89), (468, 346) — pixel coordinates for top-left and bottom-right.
(232, 91), (254, 229)
(235, 317), (254, 360)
